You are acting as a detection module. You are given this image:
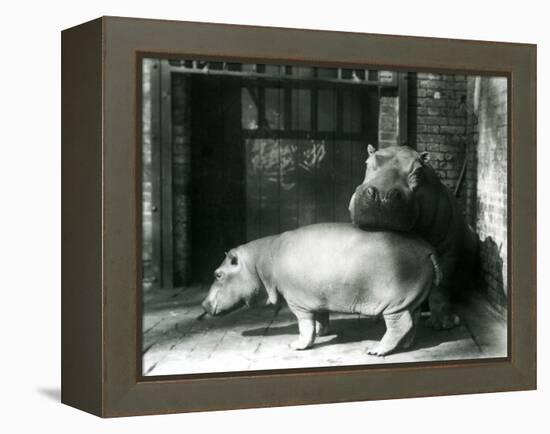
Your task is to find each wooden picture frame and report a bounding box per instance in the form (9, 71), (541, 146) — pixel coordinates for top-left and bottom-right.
(61, 16), (536, 417)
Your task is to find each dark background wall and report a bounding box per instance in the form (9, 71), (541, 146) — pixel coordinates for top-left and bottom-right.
(189, 76), (246, 282)
(185, 75), (379, 282)
(172, 74), (193, 286)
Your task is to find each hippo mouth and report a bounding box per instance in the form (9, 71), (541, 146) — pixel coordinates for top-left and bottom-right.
(202, 299), (245, 317)
(354, 211), (417, 232)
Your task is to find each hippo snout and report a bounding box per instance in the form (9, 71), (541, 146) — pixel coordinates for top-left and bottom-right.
(202, 298), (215, 315)
(358, 185), (404, 205)
(351, 184), (418, 231)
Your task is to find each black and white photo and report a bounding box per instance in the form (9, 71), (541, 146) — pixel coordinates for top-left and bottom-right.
(140, 58), (508, 376)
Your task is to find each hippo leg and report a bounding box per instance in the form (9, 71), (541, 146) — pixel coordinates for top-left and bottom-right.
(401, 309), (421, 350)
(367, 310), (414, 356)
(428, 286), (460, 329)
(315, 311), (330, 337)
(428, 253), (461, 330)
(289, 311), (316, 350)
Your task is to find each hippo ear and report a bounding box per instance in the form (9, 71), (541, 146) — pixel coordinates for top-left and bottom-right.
(367, 144), (377, 155)
(225, 249), (239, 265)
(420, 152), (430, 164)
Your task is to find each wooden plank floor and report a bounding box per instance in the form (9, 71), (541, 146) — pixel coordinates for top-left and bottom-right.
(142, 285), (507, 376)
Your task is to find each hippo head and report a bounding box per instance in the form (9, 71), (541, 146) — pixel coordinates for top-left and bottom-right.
(349, 145), (433, 232)
(201, 249), (261, 316)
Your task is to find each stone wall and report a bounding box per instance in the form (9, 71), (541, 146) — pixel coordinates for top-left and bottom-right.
(141, 58), (156, 291)
(471, 76), (508, 307)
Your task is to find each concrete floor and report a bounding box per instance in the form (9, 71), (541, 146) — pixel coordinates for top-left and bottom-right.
(142, 285), (507, 376)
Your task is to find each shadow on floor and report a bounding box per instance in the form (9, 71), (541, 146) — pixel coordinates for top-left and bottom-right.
(242, 316), (468, 352)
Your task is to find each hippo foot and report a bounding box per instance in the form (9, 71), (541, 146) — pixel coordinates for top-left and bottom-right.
(366, 344), (391, 357)
(427, 312), (461, 330)
(289, 339), (312, 351)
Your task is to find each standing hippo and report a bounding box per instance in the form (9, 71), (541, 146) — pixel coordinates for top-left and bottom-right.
(348, 145), (479, 329)
(202, 223), (441, 356)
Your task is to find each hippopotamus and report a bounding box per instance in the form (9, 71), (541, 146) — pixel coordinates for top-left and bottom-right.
(348, 145), (478, 329)
(202, 223), (441, 356)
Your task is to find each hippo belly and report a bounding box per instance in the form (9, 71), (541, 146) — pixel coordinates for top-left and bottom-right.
(269, 223), (438, 355)
(273, 224), (434, 316)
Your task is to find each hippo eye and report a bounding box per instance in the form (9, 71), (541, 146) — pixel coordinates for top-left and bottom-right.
(214, 271), (224, 280)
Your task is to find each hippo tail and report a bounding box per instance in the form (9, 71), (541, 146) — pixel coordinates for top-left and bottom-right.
(429, 253), (442, 287)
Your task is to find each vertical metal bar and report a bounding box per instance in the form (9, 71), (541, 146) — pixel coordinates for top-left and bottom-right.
(336, 88), (343, 135)
(360, 86), (366, 137)
(258, 85), (266, 130)
(398, 72), (409, 146)
(311, 83), (318, 132)
(160, 60), (174, 289)
(310, 83), (318, 224)
(284, 83), (291, 131)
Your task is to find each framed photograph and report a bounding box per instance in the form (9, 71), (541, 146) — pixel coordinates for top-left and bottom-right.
(61, 17), (536, 417)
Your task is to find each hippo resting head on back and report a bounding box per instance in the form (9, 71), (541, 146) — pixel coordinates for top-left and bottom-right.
(348, 145), (479, 329)
(202, 223), (441, 356)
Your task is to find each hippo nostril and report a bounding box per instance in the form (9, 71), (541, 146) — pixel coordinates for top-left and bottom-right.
(365, 186), (378, 200)
(385, 189), (402, 201)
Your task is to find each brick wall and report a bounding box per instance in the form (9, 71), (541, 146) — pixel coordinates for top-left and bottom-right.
(410, 73), (468, 192)
(471, 76), (508, 307)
